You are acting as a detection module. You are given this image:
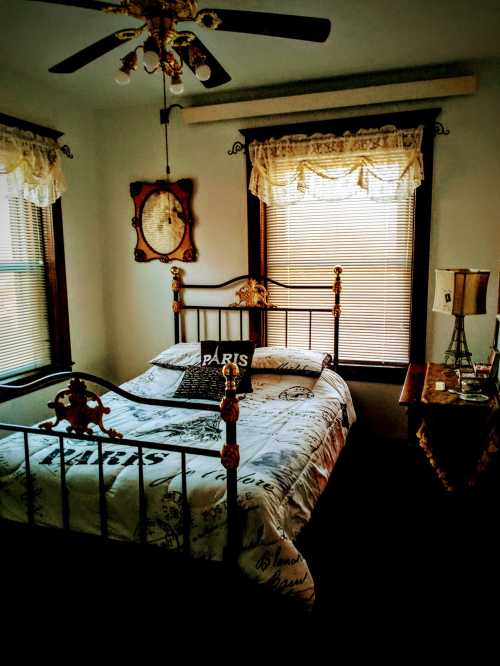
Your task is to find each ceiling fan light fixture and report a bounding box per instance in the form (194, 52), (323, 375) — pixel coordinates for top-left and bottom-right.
(195, 62), (211, 82)
(143, 35), (161, 73)
(169, 73), (184, 95)
(114, 68), (131, 86)
(114, 48), (139, 85)
(143, 49), (161, 73)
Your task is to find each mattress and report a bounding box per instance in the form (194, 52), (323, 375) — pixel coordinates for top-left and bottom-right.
(0, 346), (355, 607)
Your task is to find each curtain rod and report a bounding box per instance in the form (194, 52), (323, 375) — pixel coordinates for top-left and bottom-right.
(0, 112), (64, 140)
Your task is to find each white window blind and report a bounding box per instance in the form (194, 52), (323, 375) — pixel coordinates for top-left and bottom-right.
(265, 189), (415, 365)
(0, 177), (51, 380)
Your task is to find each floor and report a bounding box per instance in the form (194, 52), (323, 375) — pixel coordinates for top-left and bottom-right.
(298, 426), (500, 632)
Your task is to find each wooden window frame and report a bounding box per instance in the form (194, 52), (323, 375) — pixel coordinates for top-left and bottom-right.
(243, 108), (440, 384)
(0, 114), (72, 401)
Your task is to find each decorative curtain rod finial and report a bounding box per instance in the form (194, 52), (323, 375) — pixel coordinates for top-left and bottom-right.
(434, 121), (450, 136)
(228, 140), (247, 156)
(60, 144), (74, 159)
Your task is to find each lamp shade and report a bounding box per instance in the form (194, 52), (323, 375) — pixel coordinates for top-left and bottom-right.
(433, 269), (489, 315)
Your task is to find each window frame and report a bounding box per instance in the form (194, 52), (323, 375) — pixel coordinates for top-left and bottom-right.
(242, 108), (440, 383)
(0, 114), (72, 400)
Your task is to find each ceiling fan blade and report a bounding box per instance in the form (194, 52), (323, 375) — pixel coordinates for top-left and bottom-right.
(174, 35), (231, 89)
(28, 0), (118, 9)
(49, 29), (137, 73)
(203, 9), (331, 43)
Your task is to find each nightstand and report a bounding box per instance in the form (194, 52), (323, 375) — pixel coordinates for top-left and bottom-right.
(400, 362), (500, 492)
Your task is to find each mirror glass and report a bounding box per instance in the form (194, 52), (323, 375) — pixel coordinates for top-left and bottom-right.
(142, 191), (185, 254)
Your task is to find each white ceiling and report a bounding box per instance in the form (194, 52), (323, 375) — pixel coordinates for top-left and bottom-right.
(1, 0), (500, 110)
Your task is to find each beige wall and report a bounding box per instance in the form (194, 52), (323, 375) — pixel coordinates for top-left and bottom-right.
(96, 60), (500, 441)
(0, 68), (109, 425)
(426, 63), (500, 361)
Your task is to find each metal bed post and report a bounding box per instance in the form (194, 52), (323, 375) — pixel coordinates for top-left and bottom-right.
(171, 266), (182, 344)
(333, 266), (342, 372)
(22, 432), (35, 526)
(219, 361), (240, 563)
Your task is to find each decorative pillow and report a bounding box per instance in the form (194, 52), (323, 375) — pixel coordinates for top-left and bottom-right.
(173, 365), (240, 402)
(251, 346), (331, 376)
(150, 342), (201, 370)
(200, 340), (256, 393)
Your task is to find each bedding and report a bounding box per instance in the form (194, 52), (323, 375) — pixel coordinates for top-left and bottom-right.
(200, 340), (255, 393)
(173, 364), (243, 400)
(150, 342), (329, 375)
(0, 348), (355, 608)
(252, 346), (331, 375)
(150, 341), (201, 369)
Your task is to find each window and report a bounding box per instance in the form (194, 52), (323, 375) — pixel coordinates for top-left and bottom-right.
(245, 109), (438, 382)
(0, 117), (71, 390)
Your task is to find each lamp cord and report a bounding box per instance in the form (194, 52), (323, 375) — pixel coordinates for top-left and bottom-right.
(162, 71), (170, 180)
(161, 74), (183, 178)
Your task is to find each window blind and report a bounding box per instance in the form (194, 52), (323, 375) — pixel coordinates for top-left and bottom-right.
(265, 190), (415, 365)
(0, 177), (51, 380)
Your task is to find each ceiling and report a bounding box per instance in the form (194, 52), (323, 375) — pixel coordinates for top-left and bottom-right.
(1, 0), (500, 110)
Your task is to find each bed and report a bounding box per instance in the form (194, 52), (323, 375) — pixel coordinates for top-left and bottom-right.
(0, 267), (355, 610)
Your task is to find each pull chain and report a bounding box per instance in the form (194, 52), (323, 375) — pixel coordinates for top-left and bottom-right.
(160, 73), (183, 178)
(162, 70), (170, 180)
(160, 75), (183, 228)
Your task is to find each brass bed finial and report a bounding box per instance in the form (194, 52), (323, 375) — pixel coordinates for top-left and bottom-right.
(333, 265), (342, 318)
(220, 362), (240, 470)
(220, 362), (239, 425)
(171, 265), (183, 314)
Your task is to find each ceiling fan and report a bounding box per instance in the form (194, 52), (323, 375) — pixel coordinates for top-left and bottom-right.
(28, 1), (331, 92)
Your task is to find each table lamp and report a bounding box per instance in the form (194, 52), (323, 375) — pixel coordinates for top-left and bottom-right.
(433, 268), (490, 368)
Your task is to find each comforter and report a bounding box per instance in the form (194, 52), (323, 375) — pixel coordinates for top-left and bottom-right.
(0, 355), (355, 607)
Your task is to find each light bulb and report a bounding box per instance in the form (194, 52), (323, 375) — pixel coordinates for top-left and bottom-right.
(169, 74), (184, 95)
(143, 49), (160, 73)
(195, 63), (211, 82)
(114, 69), (131, 86)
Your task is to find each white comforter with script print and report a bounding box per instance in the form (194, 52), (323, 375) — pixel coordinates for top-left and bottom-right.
(0, 365), (355, 607)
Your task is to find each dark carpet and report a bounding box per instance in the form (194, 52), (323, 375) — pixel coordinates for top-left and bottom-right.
(298, 424), (500, 633)
(3, 424), (499, 638)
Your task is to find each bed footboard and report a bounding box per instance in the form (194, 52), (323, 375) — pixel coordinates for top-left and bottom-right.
(0, 363), (241, 563)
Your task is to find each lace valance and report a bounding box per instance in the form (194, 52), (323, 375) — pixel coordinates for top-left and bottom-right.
(0, 123), (66, 207)
(249, 125), (424, 206)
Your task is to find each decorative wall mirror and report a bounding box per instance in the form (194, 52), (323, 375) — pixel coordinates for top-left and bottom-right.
(131, 179), (197, 263)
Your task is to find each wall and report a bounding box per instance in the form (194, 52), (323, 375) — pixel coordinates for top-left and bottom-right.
(426, 62), (500, 361)
(97, 107), (248, 382)
(0, 68), (109, 425)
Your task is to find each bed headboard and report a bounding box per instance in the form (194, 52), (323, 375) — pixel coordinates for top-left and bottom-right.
(171, 266), (343, 371)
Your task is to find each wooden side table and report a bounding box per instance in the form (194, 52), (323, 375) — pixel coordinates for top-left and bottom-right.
(400, 362), (500, 492)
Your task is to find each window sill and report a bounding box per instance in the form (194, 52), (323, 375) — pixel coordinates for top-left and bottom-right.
(0, 362), (73, 404)
(338, 363), (408, 384)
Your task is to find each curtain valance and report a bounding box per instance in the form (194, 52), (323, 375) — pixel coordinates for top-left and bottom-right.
(0, 123), (66, 207)
(249, 125), (424, 206)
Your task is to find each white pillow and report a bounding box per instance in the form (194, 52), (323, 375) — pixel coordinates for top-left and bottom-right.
(252, 346), (331, 375)
(151, 342), (332, 376)
(150, 342), (201, 368)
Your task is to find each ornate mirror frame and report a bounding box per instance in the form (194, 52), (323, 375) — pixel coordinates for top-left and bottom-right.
(130, 179), (197, 263)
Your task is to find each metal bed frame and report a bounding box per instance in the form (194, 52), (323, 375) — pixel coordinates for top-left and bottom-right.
(0, 266), (343, 575)
(171, 265), (342, 371)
